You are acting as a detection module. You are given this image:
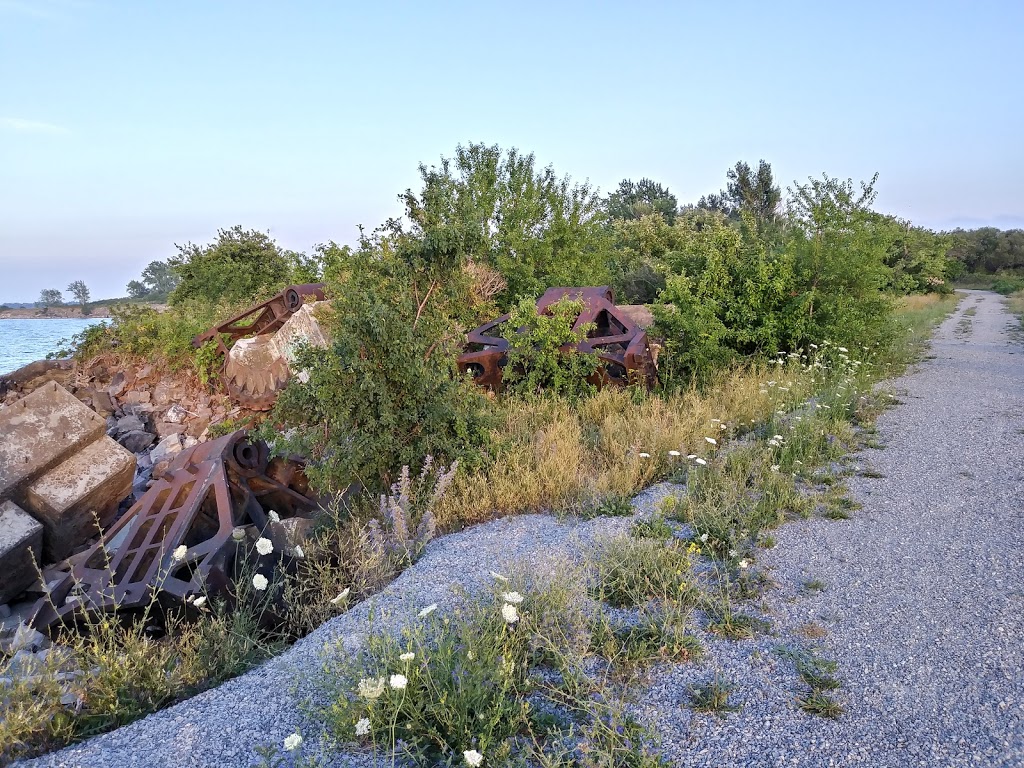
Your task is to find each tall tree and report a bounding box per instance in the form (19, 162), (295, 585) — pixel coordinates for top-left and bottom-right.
(606, 179), (679, 224)
(67, 280), (90, 313)
(37, 288), (63, 308)
(698, 160), (781, 230)
(396, 142), (612, 306)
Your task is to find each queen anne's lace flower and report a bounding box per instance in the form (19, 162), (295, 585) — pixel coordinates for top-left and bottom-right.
(255, 537), (274, 556)
(464, 750), (484, 767)
(418, 603), (438, 618)
(252, 574), (269, 591)
(355, 717), (371, 737)
(357, 677), (386, 699)
(400, 652), (415, 662)
(705, 437), (717, 445)
(172, 545), (187, 561)
(501, 603), (519, 624)
(283, 733), (302, 752)
(502, 591), (524, 604)
(390, 674), (408, 690)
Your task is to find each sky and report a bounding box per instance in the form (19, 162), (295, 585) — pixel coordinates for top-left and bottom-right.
(2, 0), (1023, 302)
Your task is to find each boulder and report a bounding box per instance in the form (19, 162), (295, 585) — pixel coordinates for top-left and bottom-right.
(115, 414), (146, 434)
(165, 404), (188, 423)
(0, 501), (43, 604)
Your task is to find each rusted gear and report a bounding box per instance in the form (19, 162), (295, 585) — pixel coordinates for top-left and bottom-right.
(192, 283), (326, 411)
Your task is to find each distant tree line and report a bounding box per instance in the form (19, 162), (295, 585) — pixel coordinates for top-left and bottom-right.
(945, 227), (1024, 274)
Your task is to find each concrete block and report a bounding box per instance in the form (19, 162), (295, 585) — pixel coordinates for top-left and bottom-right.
(25, 436), (136, 561)
(0, 381), (106, 503)
(0, 501), (43, 604)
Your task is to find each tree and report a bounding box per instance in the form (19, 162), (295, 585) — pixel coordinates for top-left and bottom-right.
(168, 226), (291, 306)
(67, 280), (91, 313)
(126, 280), (149, 299)
(606, 179), (679, 224)
(140, 260), (179, 300)
(37, 288), (63, 309)
(397, 143), (612, 307)
(697, 160), (781, 230)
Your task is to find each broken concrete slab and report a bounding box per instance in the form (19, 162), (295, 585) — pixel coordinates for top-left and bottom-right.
(25, 436), (136, 561)
(0, 500), (44, 605)
(0, 381), (106, 503)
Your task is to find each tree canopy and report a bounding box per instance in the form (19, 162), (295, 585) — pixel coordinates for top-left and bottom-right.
(606, 178), (679, 224)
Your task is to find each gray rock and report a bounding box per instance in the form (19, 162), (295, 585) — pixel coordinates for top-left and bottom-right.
(118, 430), (155, 453)
(149, 433), (182, 465)
(0, 622), (47, 654)
(164, 404), (188, 424)
(114, 414), (146, 434)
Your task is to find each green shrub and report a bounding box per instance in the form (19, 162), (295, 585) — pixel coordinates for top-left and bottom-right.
(502, 296), (600, 400)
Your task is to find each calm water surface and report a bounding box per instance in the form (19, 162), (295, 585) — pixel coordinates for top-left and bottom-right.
(0, 318), (106, 374)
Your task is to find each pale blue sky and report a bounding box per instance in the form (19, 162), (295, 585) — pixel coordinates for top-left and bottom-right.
(2, 0), (1022, 302)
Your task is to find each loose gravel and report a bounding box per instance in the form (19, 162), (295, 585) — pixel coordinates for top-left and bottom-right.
(19, 290), (1024, 768)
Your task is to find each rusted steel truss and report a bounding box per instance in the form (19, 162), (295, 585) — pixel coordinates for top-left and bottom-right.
(457, 286), (658, 391)
(191, 283), (326, 410)
(30, 431), (317, 630)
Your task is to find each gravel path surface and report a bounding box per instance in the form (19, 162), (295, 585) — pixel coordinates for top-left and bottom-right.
(20, 290), (1024, 767)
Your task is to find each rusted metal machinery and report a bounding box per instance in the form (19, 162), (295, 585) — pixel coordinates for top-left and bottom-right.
(191, 283), (326, 410)
(457, 286), (658, 390)
(30, 431), (318, 631)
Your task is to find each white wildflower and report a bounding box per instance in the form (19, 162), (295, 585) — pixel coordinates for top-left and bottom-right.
(268, 510), (281, 523)
(705, 437), (717, 445)
(252, 574), (269, 591)
(720, 423), (727, 430)
(464, 750), (484, 767)
(293, 545), (305, 559)
(739, 559), (750, 569)
(809, 343), (818, 349)
(255, 537), (274, 556)
(501, 603), (519, 624)
(172, 545), (187, 562)
(400, 652), (415, 662)
(390, 674), (408, 690)
(355, 717), (371, 737)
(330, 588), (351, 605)
(357, 677), (386, 699)
(699, 533), (709, 543)
(668, 450), (681, 457)
(231, 527), (245, 541)
(502, 591), (524, 604)
(418, 603), (438, 618)
(694, 458), (707, 466)
(773, 435), (783, 441)
(283, 733), (303, 752)
(838, 347), (849, 353)
(192, 595), (207, 608)
(771, 465), (780, 473)
(728, 549), (737, 558)
(639, 452), (651, 458)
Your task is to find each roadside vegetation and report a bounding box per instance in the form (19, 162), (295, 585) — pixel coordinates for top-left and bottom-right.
(3, 141), (967, 764)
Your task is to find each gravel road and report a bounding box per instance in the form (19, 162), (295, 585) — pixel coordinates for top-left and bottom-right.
(19, 290), (1024, 768)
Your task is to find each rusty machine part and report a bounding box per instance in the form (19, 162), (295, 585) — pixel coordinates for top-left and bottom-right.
(30, 430), (318, 631)
(457, 286), (658, 391)
(191, 283), (326, 411)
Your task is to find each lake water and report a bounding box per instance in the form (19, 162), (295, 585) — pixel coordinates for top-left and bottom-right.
(0, 318), (107, 374)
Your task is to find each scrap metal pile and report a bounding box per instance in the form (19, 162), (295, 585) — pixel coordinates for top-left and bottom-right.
(30, 430), (318, 631)
(457, 286), (658, 390)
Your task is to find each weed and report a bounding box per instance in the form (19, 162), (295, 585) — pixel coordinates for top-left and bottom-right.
(802, 579), (827, 592)
(859, 469), (885, 479)
(798, 691), (844, 718)
(631, 514), (675, 541)
(689, 674), (739, 715)
(590, 535), (695, 609)
(589, 606), (702, 669)
(796, 622), (828, 640)
(581, 492), (636, 519)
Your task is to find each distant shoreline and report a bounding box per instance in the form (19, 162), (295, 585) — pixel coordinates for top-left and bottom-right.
(0, 307), (113, 319)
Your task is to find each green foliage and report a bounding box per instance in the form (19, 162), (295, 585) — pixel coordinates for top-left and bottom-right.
(878, 218), (954, 294)
(398, 142), (612, 306)
(169, 226), (292, 306)
(126, 260), (180, 301)
(502, 296), (599, 400)
(650, 211), (796, 382)
(606, 178), (678, 224)
(590, 535), (695, 608)
(37, 288), (63, 308)
(66, 280), (90, 313)
(697, 160), (781, 232)
(947, 227), (1024, 274)
(267, 242), (491, 495)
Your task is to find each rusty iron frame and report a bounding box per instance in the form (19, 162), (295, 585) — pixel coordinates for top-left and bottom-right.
(30, 431), (317, 630)
(190, 283), (326, 410)
(457, 286), (658, 391)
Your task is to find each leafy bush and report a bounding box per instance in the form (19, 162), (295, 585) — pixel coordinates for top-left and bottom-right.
(267, 244), (491, 495)
(502, 296), (599, 400)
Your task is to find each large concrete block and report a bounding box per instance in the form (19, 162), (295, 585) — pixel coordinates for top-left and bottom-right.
(0, 381), (106, 502)
(0, 500), (43, 604)
(24, 436), (136, 561)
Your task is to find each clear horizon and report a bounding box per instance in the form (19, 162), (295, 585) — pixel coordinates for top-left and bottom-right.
(2, 0), (1023, 302)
